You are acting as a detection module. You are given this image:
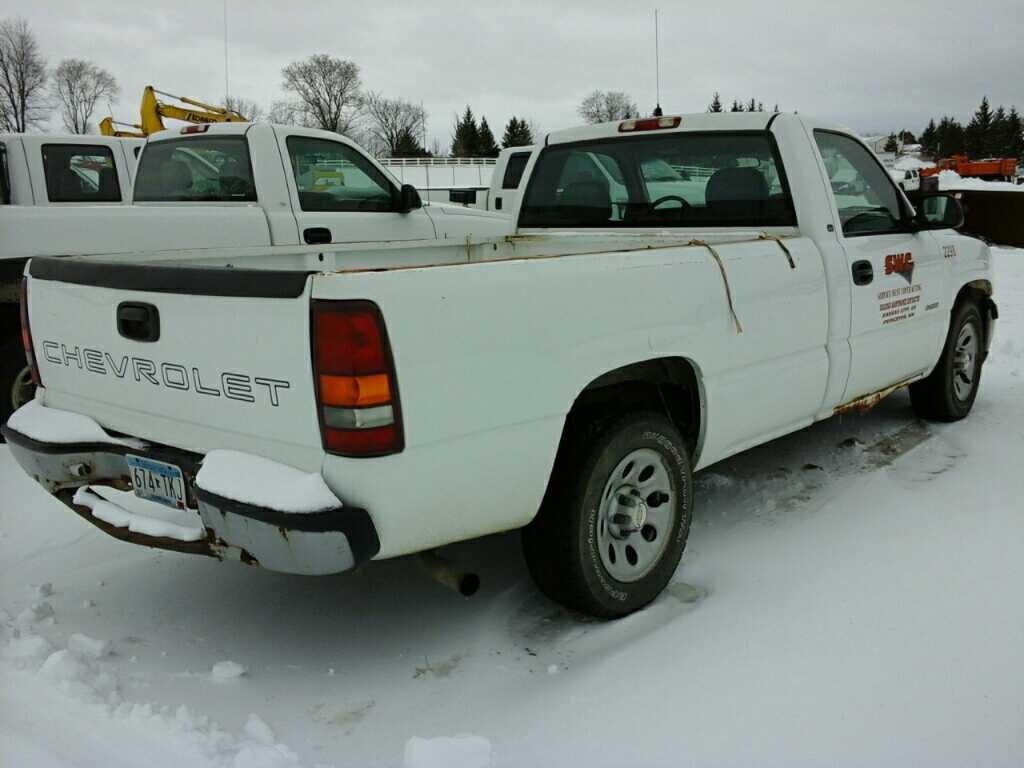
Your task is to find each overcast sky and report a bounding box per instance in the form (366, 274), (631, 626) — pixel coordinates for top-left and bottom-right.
(11, 0), (1024, 147)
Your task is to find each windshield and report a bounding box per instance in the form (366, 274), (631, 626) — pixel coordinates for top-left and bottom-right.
(519, 132), (795, 228)
(134, 135), (256, 202)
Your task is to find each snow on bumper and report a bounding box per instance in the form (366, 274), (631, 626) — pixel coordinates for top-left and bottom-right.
(1, 402), (380, 575)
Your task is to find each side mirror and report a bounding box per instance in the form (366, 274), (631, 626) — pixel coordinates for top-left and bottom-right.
(397, 183), (422, 213)
(913, 192), (964, 230)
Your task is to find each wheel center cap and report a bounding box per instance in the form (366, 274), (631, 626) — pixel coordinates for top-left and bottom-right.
(610, 486), (647, 536)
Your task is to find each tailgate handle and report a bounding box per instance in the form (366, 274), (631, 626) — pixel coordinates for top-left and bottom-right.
(304, 227), (332, 245)
(117, 302), (160, 342)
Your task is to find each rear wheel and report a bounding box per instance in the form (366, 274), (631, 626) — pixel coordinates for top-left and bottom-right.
(1, 335), (34, 439)
(522, 411), (693, 619)
(910, 301), (984, 421)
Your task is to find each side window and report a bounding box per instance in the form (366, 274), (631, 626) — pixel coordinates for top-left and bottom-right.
(813, 131), (905, 236)
(501, 152), (531, 189)
(0, 144), (10, 204)
(41, 144), (121, 203)
(286, 136), (396, 212)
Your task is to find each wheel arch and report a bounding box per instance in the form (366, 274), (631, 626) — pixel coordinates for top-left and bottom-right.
(562, 356), (706, 465)
(953, 278), (996, 356)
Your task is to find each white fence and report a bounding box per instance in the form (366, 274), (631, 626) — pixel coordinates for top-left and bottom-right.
(379, 157), (497, 189)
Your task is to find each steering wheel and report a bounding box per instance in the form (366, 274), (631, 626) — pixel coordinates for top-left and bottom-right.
(650, 195), (691, 210)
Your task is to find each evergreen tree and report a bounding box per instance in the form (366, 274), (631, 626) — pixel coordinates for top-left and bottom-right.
(965, 96), (993, 157)
(899, 129), (917, 144)
(451, 106), (480, 157)
(1006, 107), (1024, 159)
(501, 116), (534, 148)
(990, 106), (1009, 156)
(884, 133), (899, 153)
(747, 97), (757, 112)
(773, 103), (779, 112)
(729, 99), (744, 112)
(392, 127), (430, 158)
(708, 92), (723, 113)
(935, 116), (965, 157)
(920, 119), (938, 158)
(477, 117), (499, 157)
(757, 101), (764, 112)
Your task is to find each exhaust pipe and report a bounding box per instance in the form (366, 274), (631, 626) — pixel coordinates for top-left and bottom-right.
(417, 551), (480, 597)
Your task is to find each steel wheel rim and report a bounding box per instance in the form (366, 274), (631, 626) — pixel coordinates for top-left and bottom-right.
(11, 365), (34, 411)
(952, 322), (979, 402)
(597, 447), (676, 583)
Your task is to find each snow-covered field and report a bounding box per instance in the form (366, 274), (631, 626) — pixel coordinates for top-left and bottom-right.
(2, 249), (1023, 768)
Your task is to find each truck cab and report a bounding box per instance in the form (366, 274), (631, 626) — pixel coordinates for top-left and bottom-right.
(1, 133), (142, 207)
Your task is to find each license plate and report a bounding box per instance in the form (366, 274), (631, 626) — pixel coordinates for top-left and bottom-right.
(126, 455), (191, 510)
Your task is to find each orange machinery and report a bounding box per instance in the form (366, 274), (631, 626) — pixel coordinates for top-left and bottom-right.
(920, 155), (1018, 180)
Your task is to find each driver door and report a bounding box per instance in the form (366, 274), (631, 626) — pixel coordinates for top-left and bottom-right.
(813, 131), (945, 402)
(278, 132), (435, 245)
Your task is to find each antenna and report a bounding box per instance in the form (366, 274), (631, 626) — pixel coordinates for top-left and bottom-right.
(653, 9), (663, 117)
(223, 0), (230, 102)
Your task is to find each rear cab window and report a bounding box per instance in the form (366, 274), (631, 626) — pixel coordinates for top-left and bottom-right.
(41, 144), (121, 203)
(519, 131), (795, 229)
(813, 130), (906, 236)
(134, 136), (256, 202)
(501, 152), (531, 189)
(286, 136), (396, 212)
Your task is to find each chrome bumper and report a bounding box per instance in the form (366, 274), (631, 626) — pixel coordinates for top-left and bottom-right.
(2, 418), (380, 576)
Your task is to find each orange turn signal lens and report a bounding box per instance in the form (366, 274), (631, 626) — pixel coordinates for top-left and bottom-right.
(318, 373), (391, 407)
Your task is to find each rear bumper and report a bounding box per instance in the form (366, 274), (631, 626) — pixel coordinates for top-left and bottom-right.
(1, 413), (380, 575)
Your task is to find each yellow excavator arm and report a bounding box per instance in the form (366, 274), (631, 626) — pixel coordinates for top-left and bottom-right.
(98, 117), (146, 138)
(100, 85), (248, 137)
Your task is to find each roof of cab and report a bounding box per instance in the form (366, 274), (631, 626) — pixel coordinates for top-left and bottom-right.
(545, 112), (784, 146)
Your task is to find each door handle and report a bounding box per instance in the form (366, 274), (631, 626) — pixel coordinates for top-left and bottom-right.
(304, 227), (332, 245)
(851, 260), (874, 286)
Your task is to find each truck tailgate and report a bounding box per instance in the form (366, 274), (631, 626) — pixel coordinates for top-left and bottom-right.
(26, 258), (324, 469)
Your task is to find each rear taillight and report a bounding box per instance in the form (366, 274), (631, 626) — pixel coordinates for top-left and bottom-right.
(312, 300), (403, 457)
(20, 278), (41, 387)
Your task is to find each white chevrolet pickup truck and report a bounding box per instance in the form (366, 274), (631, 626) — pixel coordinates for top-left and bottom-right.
(4, 113), (996, 618)
(0, 123), (510, 427)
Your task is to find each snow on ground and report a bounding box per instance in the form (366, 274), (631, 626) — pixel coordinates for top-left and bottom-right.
(893, 156), (936, 172)
(2, 249), (1024, 767)
(938, 169), (1024, 193)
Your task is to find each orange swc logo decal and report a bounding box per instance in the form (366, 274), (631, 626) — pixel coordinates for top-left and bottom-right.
(885, 252), (914, 284)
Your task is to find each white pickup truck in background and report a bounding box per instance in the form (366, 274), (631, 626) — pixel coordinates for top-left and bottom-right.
(1, 133), (143, 425)
(0, 123), (512, 427)
(5, 112), (996, 618)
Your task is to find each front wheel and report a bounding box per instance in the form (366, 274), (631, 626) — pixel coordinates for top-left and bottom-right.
(910, 301), (985, 421)
(522, 412), (693, 619)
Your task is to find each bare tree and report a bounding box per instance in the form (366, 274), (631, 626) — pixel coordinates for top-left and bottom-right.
(267, 99), (301, 125)
(281, 54), (362, 134)
(364, 92), (425, 156)
(577, 90), (638, 124)
(52, 58), (117, 133)
(0, 17), (48, 132)
(223, 95), (263, 122)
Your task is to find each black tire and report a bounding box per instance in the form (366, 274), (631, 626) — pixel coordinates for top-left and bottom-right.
(909, 301), (984, 422)
(1, 334), (33, 440)
(522, 411), (693, 619)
